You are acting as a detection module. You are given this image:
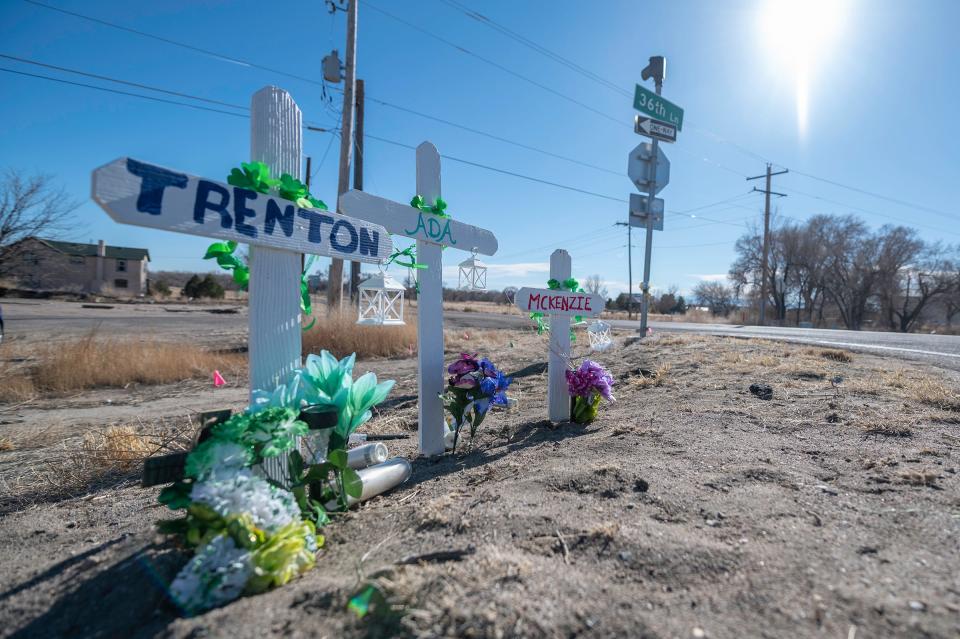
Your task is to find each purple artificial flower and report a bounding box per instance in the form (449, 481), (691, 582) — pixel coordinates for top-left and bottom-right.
(453, 373), (479, 389)
(566, 360), (615, 401)
(448, 353), (480, 376)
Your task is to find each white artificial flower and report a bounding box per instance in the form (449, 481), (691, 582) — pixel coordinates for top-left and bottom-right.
(170, 534), (252, 613)
(190, 470), (300, 533)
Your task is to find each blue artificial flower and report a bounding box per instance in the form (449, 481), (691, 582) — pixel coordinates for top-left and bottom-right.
(491, 391), (509, 406)
(479, 376), (498, 397)
(478, 358), (499, 378)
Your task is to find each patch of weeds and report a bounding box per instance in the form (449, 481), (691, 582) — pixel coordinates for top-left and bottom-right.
(861, 423), (913, 437)
(896, 469), (939, 487)
(818, 349), (854, 363)
(0, 437), (13, 452)
(627, 363), (671, 388)
(911, 378), (960, 412)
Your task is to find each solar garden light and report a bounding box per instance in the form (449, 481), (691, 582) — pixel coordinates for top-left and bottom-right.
(458, 249), (487, 290)
(357, 269), (406, 326)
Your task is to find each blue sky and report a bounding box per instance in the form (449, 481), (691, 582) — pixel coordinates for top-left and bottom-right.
(2, 0), (958, 297)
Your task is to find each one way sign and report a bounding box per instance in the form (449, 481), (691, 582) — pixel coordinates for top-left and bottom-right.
(634, 116), (677, 143)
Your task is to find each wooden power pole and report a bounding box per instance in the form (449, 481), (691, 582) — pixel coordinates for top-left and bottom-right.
(350, 79), (364, 302)
(747, 164), (787, 325)
(328, 0), (357, 312)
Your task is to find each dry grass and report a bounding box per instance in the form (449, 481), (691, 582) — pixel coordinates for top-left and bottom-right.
(302, 311), (418, 359)
(0, 437), (13, 452)
(816, 348), (854, 363)
(7, 332), (245, 397)
(896, 468), (939, 487)
(1, 417), (195, 512)
(630, 363), (671, 388)
(910, 378), (960, 412)
(81, 426), (159, 471)
(0, 370), (35, 402)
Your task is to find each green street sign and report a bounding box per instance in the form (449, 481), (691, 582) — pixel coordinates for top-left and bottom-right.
(633, 84), (683, 131)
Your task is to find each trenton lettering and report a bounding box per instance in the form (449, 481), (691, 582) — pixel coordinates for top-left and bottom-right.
(526, 293), (593, 313)
(127, 160), (380, 256)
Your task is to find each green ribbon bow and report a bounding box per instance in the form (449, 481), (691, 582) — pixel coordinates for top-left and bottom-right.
(386, 245), (426, 270)
(410, 194), (449, 218)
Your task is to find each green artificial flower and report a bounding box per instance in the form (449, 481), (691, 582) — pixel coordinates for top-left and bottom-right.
(185, 441), (251, 480)
(410, 194), (450, 218)
(208, 407), (308, 465)
(227, 161), (278, 194)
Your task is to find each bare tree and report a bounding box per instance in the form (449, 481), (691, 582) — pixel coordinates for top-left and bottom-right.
(0, 170), (80, 277)
(729, 218), (795, 322)
(583, 274), (608, 299)
(881, 243), (955, 332)
(692, 280), (737, 316)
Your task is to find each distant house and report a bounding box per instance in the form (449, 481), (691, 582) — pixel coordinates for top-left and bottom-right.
(4, 237), (150, 295)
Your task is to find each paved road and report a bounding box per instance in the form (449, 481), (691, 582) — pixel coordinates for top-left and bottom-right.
(5, 299), (959, 371)
(445, 310), (960, 371)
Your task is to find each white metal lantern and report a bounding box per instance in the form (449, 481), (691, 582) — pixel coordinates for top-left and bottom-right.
(587, 320), (613, 352)
(357, 271), (405, 326)
(458, 251), (487, 290)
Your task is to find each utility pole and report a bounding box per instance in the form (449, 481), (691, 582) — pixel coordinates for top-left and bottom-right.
(350, 78), (364, 303)
(746, 164), (788, 325)
(638, 56), (665, 336)
(615, 220), (633, 319)
(328, 0), (357, 313)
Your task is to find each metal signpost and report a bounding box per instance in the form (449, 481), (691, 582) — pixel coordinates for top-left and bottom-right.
(630, 56), (680, 336)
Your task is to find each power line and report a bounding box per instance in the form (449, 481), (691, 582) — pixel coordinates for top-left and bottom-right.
(0, 60), (338, 131)
(786, 168), (959, 223)
(437, 0), (629, 98)
(22, 0), (326, 87)
(366, 96), (621, 176)
(0, 66), (250, 119)
(364, 1), (622, 126)
(0, 53), (248, 111)
(362, 133), (628, 202)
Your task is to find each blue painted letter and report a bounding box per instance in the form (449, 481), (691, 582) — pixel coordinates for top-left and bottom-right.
(193, 181), (232, 229)
(330, 220), (358, 253)
(358, 228), (380, 256)
(232, 188), (258, 239)
(264, 199), (294, 237)
(298, 209), (335, 244)
(126, 158), (187, 215)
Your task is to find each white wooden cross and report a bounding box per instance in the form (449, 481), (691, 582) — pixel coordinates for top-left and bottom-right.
(339, 142), (499, 456)
(514, 249), (604, 423)
(91, 87), (392, 481)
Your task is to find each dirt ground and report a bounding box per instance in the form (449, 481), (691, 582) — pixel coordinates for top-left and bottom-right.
(1, 328), (959, 638)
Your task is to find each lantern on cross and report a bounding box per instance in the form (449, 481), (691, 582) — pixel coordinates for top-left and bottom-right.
(587, 320), (613, 352)
(457, 250), (487, 290)
(357, 271), (405, 326)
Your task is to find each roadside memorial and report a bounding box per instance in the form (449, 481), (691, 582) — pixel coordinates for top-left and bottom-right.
(514, 249), (604, 422)
(339, 142), (500, 456)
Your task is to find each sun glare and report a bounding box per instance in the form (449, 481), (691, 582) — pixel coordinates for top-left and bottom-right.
(757, 0), (848, 138)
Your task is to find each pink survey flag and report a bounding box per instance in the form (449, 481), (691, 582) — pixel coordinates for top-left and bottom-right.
(213, 370), (226, 387)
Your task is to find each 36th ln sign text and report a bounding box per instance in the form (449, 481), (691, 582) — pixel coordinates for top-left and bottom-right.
(515, 287), (604, 318)
(92, 157), (392, 263)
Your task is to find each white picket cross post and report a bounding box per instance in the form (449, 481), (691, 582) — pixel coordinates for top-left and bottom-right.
(513, 250), (604, 423)
(248, 86), (304, 397)
(338, 141), (499, 456)
(415, 143), (445, 456)
(548, 250), (572, 422)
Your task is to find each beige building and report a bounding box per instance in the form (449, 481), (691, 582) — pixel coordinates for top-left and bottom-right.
(6, 237), (150, 296)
